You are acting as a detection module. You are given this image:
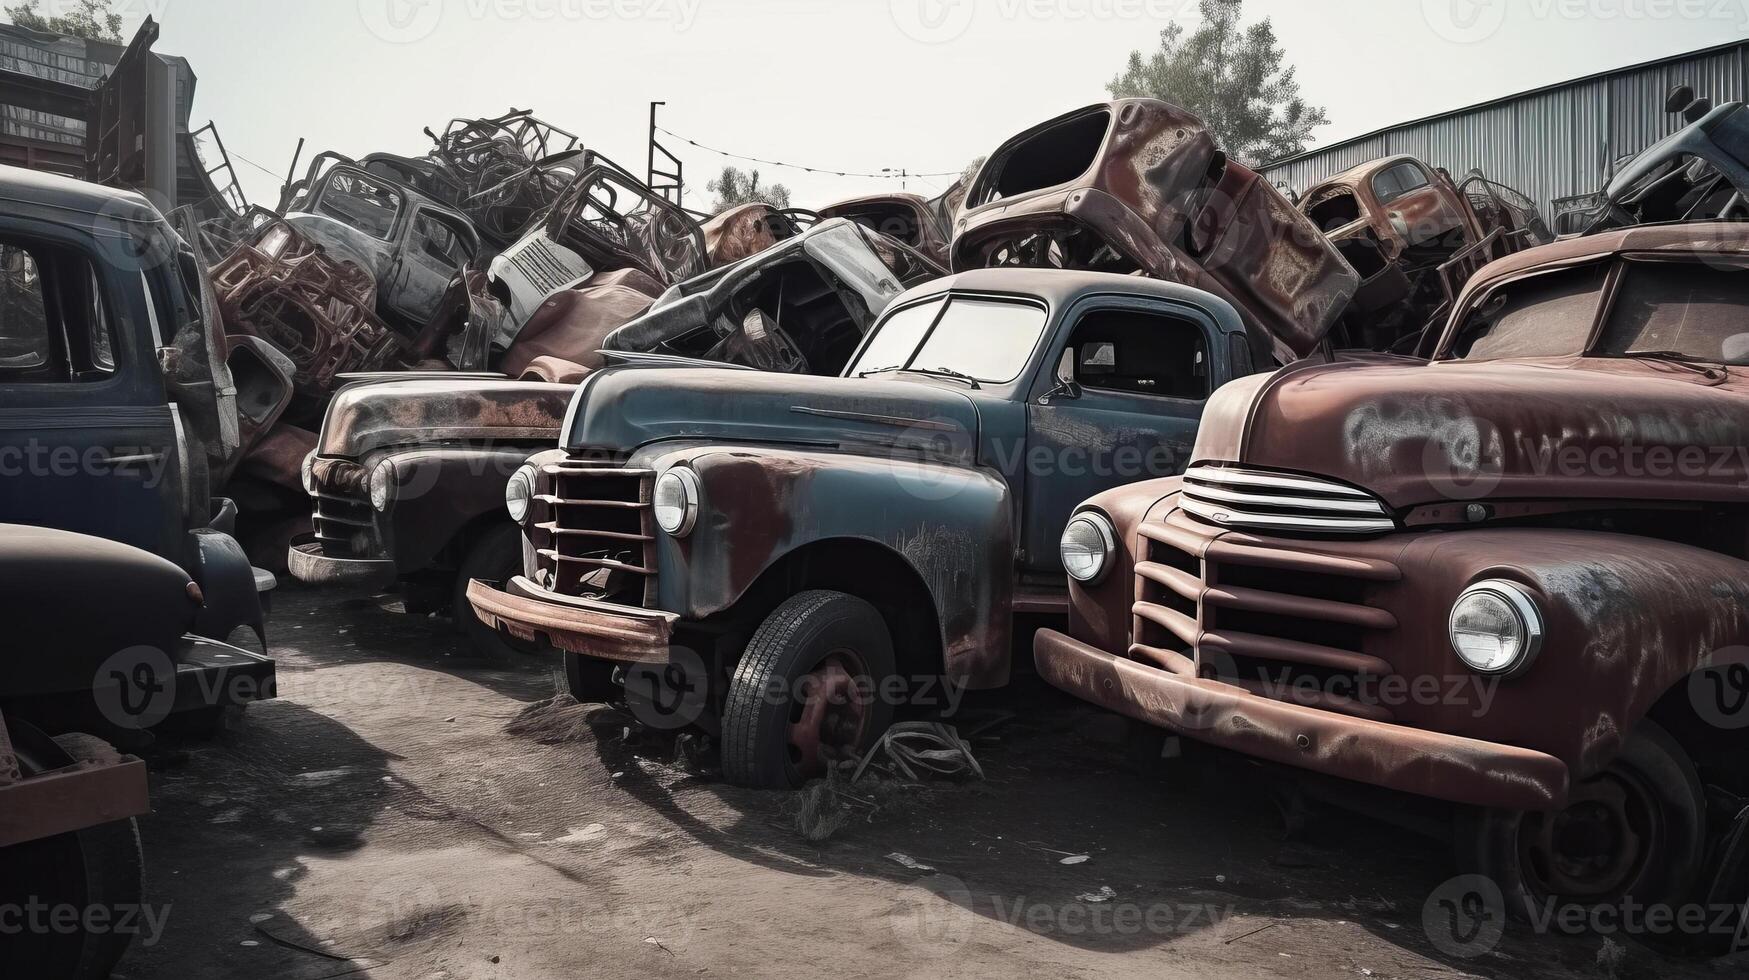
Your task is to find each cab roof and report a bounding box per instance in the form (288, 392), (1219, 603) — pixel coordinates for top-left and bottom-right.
(0, 163), (162, 223)
(892, 267), (1247, 336)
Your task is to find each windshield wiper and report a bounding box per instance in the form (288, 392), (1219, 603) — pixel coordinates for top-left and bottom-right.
(899, 366), (981, 388)
(1616, 349), (1730, 378)
(856, 365), (982, 388)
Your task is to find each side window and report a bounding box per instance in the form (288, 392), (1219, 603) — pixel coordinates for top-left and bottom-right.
(412, 212), (471, 268)
(0, 239), (117, 383)
(316, 170), (404, 240)
(1373, 162), (1431, 206)
(1064, 308), (1209, 400)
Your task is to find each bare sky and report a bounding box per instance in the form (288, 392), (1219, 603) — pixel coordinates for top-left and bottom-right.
(80, 0), (1749, 211)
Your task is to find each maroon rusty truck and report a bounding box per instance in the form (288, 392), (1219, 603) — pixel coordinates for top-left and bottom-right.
(1036, 222), (1749, 943)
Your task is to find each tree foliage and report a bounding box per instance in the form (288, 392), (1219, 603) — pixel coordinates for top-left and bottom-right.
(706, 166), (792, 212)
(1107, 0), (1327, 166)
(4, 0), (123, 41)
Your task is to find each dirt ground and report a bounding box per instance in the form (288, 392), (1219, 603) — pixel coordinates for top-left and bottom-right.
(112, 585), (1745, 980)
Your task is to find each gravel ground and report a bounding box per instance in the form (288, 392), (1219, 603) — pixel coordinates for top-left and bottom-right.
(112, 585), (1744, 980)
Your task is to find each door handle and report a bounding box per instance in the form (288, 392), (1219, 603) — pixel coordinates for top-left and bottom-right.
(103, 452), (165, 468)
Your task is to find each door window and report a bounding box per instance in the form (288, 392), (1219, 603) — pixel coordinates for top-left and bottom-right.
(1063, 308), (1209, 400)
(0, 240), (117, 383)
(1373, 162), (1432, 205)
(411, 211), (472, 269)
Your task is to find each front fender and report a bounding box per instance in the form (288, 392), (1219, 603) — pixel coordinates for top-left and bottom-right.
(638, 445), (1014, 687)
(380, 447), (538, 572)
(186, 528), (266, 649)
(1384, 528), (1749, 779)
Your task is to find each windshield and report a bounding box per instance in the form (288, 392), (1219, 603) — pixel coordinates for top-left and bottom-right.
(1449, 259), (1749, 365)
(315, 170), (404, 240)
(847, 295), (1048, 383)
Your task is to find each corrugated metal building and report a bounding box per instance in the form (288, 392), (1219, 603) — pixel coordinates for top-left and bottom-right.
(1259, 39), (1747, 227)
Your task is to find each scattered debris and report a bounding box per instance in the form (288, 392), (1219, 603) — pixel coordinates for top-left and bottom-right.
(1077, 886), (1117, 903)
(885, 853), (936, 872)
(851, 722), (984, 784)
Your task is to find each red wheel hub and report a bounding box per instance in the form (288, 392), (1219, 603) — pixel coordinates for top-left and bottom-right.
(785, 651), (871, 779)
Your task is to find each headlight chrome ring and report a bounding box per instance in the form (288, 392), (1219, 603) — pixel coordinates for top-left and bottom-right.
(505, 464), (537, 524)
(1449, 579), (1544, 677)
(369, 459), (396, 512)
(653, 467), (700, 537)
(1060, 512), (1117, 584)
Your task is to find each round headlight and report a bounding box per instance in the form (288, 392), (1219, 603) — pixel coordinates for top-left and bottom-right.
(505, 464), (536, 524)
(653, 467), (700, 537)
(1060, 512), (1116, 583)
(369, 459), (395, 512)
(300, 452), (316, 495)
(1449, 580), (1544, 676)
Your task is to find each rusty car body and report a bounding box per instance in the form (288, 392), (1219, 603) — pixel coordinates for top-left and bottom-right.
(289, 219), (944, 657)
(1575, 98), (1749, 234)
(468, 267), (1276, 786)
(1035, 221), (1749, 943)
(1299, 156), (1551, 351)
(819, 191), (952, 267)
(950, 100), (1360, 366)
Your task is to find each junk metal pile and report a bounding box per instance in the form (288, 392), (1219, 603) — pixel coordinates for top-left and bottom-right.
(5, 71), (1749, 976)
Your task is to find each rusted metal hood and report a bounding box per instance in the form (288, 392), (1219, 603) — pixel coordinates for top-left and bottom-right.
(564, 365), (981, 464)
(319, 377), (576, 459)
(1193, 356), (1749, 510)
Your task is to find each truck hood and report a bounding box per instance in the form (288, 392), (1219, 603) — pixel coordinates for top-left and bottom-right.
(1192, 355), (1749, 510)
(319, 376), (576, 459)
(565, 365), (982, 465)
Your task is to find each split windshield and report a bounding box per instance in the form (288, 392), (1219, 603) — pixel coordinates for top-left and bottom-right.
(1450, 259), (1749, 366)
(848, 295), (1048, 384)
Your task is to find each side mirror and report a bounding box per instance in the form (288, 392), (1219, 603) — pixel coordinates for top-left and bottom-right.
(1665, 84), (1696, 114)
(1683, 98), (1714, 123)
(1043, 348), (1081, 403)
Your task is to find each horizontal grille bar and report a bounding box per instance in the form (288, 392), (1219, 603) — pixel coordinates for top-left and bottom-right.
(1181, 464), (1395, 536)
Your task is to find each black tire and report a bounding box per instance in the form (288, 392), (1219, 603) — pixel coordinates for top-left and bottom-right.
(2, 732), (146, 980)
(1455, 720), (1706, 937)
(721, 591), (897, 789)
(451, 522), (526, 660)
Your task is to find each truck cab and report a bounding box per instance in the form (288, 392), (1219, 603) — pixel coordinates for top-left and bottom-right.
(1036, 222), (1749, 948)
(469, 267), (1259, 787)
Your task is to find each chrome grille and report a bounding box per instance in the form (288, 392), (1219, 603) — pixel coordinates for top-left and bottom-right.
(1180, 465), (1395, 535)
(508, 235), (587, 297)
(527, 461), (657, 607)
(1130, 510), (1401, 721)
(310, 459), (381, 558)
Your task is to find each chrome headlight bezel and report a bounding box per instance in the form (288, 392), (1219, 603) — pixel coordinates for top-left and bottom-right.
(1060, 512), (1117, 584)
(300, 451), (316, 495)
(653, 467), (700, 537)
(505, 464), (537, 524)
(368, 459), (395, 512)
(1448, 579), (1544, 677)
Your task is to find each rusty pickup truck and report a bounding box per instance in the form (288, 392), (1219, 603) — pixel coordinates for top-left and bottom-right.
(1036, 222), (1749, 948)
(467, 267), (1293, 787)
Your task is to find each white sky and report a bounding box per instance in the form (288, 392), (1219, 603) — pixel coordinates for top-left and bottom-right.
(70, 0), (1749, 212)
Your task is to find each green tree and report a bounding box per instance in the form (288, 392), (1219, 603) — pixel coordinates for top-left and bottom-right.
(706, 166), (792, 213)
(3, 0), (123, 41)
(1107, 0), (1327, 166)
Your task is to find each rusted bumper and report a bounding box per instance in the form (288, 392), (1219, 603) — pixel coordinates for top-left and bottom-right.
(1034, 628), (1569, 811)
(467, 576), (676, 663)
(287, 536), (397, 590)
(0, 720), (149, 848)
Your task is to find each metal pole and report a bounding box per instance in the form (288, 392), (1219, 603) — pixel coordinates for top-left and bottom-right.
(647, 101), (664, 191)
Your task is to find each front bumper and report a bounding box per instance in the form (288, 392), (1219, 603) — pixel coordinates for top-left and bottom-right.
(1035, 628), (1569, 811)
(467, 576), (676, 663)
(287, 534), (398, 590)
